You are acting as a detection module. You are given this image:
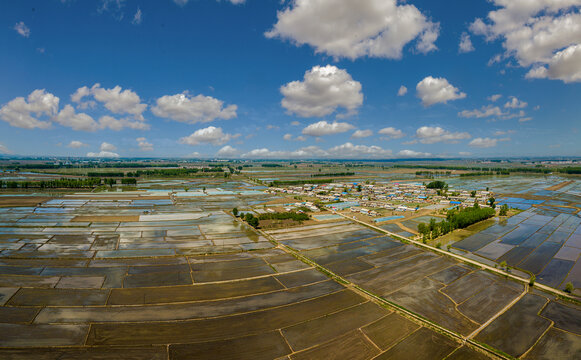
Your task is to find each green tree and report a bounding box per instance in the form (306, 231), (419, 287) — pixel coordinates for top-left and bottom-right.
(470, 190), (477, 197)
(529, 274), (536, 287)
(499, 204), (509, 216)
(232, 208), (239, 217)
(565, 282), (574, 293)
(357, 185), (362, 192)
(488, 197), (496, 209)
(500, 260), (507, 270)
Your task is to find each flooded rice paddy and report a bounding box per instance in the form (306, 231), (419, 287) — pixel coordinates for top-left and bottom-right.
(0, 178), (580, 359)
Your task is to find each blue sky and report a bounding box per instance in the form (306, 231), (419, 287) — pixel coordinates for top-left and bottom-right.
(0, 0), (580, 159)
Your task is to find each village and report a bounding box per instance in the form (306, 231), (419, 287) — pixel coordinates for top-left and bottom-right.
(267, 181), (494, 218)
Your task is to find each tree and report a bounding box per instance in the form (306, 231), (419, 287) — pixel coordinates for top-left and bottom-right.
(565, 282), (574, 293)
(529, 274), (536, 287)
(470, 190), (477, 197)
(426, 180), (447, 189)
(232, 208), (239, 217)
(357, 185), (362, 192)
(499, 204), (509, 216)
(500, 260), (507, 270)
(488, 197), (496, 209)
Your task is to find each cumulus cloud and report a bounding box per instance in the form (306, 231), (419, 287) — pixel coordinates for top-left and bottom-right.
(136, 137), (153, 151)
(14, 22), (31, 38)
(459, 32), (475, 53)
(504, 96), (528, 109)
(525, 44), (581, 83)
(397, 86), (408, 96)
(302, 120), (354, 136)
(470, 1), (581, 83)
(351, 130), (373, 138)
(283, 133), (293, 141)
(97, 115), (150, 131)
(469, 137), (498, 148)
(416, 76), (466, 106)
(281, 65), (363, 118)
(152, 92), (237, 124)
(458, 105), (505, 118)
(266, 0), (439, 60)
(90, 84), (147, 120)
(100, 142), (117, 152)
(378, 127), (404, 139)
(327, 142), (393, 158)
(397, 149), (432, 157)
(487, 94), (502, 102)
(179, 126), (238, 146)
(416, 126), (471, 144)
(67, 141), (88, 149)
(86, 151), (119, 158)
(0, 143), (12, 154)
(216, 145), (238, 157)
(0, 89), (59, 129)
(54, 105), (99, 131)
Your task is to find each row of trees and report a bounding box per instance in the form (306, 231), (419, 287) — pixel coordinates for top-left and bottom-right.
(417, 204), (495, 241)
(0, 178), (102, 189)
(311, 172), (355, 177)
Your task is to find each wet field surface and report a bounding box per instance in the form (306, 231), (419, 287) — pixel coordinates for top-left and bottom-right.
(1, 178), (580, 359)
(0, 183), (485, 359)
(449, 177), (581, 292)
(268, 220), (581, 359)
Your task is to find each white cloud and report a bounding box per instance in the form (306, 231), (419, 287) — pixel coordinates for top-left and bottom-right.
(14, 22), (30, 38)
(519, 117), (533, 122)
(494, 130), (516, 136)
(458, 105), (505, 118)
(302, 120), (354, 136)
(97, 115), (150, 131)
(290, 121), (300, 126)
(136, 137), (153, 151)
(459, 152), (472, 156)
(351, 130), (373, 138)
(173, 0), (188, 5)
(67, 141), (88, 149)
(54, 105), (99, 131)
(470, 1), (581, 83)
(90, 84), (147, 120)
(266, 125), (279, 130)
(525, 44), (581, 83)
(283, 133), (293, 141)
(100, 142), (117, 152)
(179, 126), (237, 146)
(152, 92), (237, 124)
(416, 126), (471, 144)
(397, 149), (432, 157)
(216, 145), (238, 157)
(281, 65), (363, 118)
(504, 96), (528, 109)
(86, 151), (119, 158)
(132, 7), (142, 25)
(0, 89), (59, 129)
(397, 86), (408, 96)
(487, 94), (502, 102)
(327, 142), (393, 158)
(266, 0), (439, 60)
(378, 127), (404, 139)
(0, 143), (12, 154)
(469, 137), (498, 148)
(71, 86), (91, 104)
(459, 32), (475, 53)
(416, 76), (466, 106)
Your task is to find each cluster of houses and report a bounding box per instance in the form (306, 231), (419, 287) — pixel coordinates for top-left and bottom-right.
(267, 181), (494, 213)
